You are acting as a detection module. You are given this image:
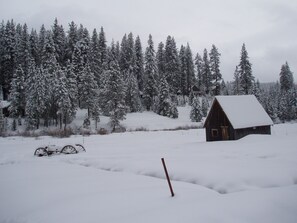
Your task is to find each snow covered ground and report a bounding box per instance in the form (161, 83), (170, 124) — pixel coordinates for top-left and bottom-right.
(0, 109), (297, 223)
(72, 106), (201, 132)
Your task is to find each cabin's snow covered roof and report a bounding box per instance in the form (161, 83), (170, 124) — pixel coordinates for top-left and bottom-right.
(211, 95), (273, 129)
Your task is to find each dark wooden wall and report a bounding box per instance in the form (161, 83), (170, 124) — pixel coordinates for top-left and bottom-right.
(204, 100), (234, 141)
(234, 126), (271, 140)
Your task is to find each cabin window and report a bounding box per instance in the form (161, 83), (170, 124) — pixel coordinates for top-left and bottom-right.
(211, 129), (218, 137)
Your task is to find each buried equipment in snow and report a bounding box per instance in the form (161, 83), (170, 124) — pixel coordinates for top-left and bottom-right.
(34, 144), (86, 157)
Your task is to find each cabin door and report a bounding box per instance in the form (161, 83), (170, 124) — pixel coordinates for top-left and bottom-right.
(221, 126), (229, 140)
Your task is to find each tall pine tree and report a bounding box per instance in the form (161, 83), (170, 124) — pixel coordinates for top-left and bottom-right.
(156, 42), (165, 76)
(52, 18), (66, 66)
(157, 74), (178, 118)
(134, 36), (144, 92)
(105, 42), (126, 131)
(238, 43), (254, 94)
(185, 43), (195, 96)
(209, 44), (222, 96)
(9, 65), (25, 119)
(232, 66), (240, 95)
(201, 49), (211, 95)
(143, 34), (157, 111)
(164, 36), (180, 94)
(279, 62), (294, 92)
(194, 52), (203, 93)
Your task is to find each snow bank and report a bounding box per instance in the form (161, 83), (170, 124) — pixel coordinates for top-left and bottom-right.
(71, 106), (201, 132)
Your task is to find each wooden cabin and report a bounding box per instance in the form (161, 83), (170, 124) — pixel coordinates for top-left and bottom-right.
(203, 95), (273, 141)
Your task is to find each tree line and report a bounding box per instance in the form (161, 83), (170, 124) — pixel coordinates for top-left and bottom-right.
(0, 19), (296, 132)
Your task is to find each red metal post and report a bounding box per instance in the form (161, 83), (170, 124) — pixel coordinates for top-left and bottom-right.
(161, 158), (175, 197)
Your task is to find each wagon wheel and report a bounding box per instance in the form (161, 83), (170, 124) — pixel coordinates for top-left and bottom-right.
(61, 145), (77, 154)
(34, 147), (48, 157)
(75, 144), (86, 152)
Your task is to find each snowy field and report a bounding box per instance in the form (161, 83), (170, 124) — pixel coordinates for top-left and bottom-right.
(0, 109), (297, 223)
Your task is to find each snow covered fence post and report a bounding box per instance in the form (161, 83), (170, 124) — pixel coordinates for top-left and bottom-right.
(161, 158), (175, 197)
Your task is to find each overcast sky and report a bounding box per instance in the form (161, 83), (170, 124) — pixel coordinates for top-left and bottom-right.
(1, 0), (296, 82)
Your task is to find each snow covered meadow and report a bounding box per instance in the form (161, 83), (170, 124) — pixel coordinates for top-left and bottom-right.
(0, 107), (297, 223)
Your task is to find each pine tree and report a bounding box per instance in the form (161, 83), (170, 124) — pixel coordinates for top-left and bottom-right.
(1, 20), (16, 99)
(38, 24), (46, 66)
(125, 72), (142, 112)
(9, 65), (25, 119)
(156, 42), (165, 76)
(66, 21), (78, 62)
(77, 24), (84, 41)
(90, 94), (100, 130)
(185, 43), (195, 96)
(64, 62), (78, 121)
(179, 45), (187, 96)
(232, 66), (240, 95)
(55, 67), (72, 129)
(98, 27), (107, 88)
(25, 61), (47, 129)
(15, 23), (31, 79)
(122, 33), (140, 109)
(126, 32), (135, 70)
(157, 74), (170, 116)
(134, 36), (144, 92)
(261, 89), (279, 122)
(209, 44), (222, 96)
(14, 24), (22, 74)
(41, 30), (57, 70)
(29, 29), (39, 65)
(278, 91), (290, 121)
(72, 28), (90, 107)
(52, 18), (66, 66)
(41, 30), (60, 125)
(143, 34), (157, 111)
(267, 82), (281, 122)
(0, 85), (4, 133)
(164, 36), (180, 94)
(220, 79), (228, 95)
(157, 74), (178, 118)
(201, 49), (211, 95)
(119, 34), (128, 76)
(90, 28), (101, 86)
(252, 79), (261, 100)
(98, 27), (107, 67)
(179, 44), (195, 97)
(115, 41), (121, 62)
(278, 87), (296, 121)
(238, 43), (254, 94)
(190, 97), (202, 122)
(0, 22), (5, 87)
(194, 52), (203, 93)
(78, 63), (98, 117)
(105, 42), (126, 131)
(279, 62), (294, 92)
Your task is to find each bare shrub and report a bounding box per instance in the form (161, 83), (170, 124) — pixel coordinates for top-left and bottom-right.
(98, 128), (109, 135)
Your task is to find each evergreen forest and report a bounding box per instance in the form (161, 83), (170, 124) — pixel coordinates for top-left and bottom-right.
(0, 19), (296, 133)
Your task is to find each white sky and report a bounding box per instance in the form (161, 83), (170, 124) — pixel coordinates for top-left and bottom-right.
(1, 0), (296, 82)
